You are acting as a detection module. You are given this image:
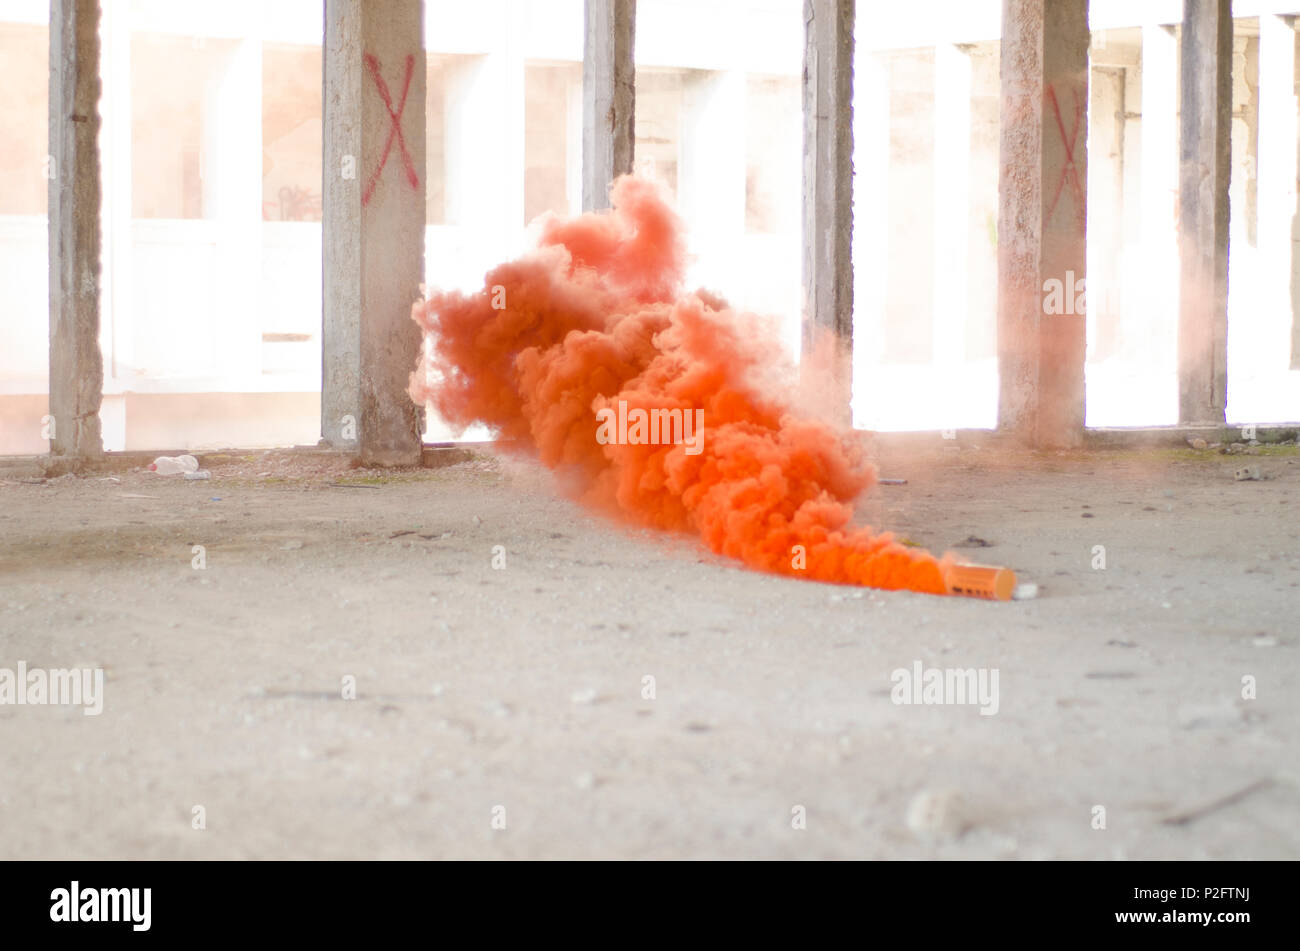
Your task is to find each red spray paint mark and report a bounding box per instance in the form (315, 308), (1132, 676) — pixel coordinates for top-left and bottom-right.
(1046, 84), (1085, 229)
(409, 177), (955, 596)
(362, 53), (419, 207)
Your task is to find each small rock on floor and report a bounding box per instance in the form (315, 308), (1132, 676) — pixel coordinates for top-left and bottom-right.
(905, 789), (969, 841)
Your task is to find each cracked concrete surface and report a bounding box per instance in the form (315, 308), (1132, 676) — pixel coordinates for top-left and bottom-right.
(0, 444), (1296, 859)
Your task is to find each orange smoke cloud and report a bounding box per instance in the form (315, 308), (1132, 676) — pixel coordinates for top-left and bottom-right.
(410, 176), (949, 595)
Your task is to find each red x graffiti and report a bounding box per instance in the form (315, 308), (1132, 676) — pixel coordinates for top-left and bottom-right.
(361, 52), (420, 207)
(1046, 84), (1084, 229)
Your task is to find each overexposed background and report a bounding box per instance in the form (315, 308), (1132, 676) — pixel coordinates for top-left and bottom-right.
(2, 0), (1299, 452)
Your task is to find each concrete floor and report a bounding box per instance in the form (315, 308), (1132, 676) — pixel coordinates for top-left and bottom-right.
(0, 442), (1297, 859)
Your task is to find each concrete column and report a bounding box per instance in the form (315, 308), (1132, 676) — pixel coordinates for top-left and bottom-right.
(996, 0), (1089, 447)
(1258, 16), (1298, 371)
(933, 43), (972, 370)
(1178, 0), (1232, 424)
(48, 0), (103, 460)
(801, 0), (855, 422)
(582, 0), (635, 211)
(1229, 35), (1257, 252)
(323, 0), (425, 465)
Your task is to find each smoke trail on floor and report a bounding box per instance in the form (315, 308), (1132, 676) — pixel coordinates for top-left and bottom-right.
(410, 176), (950, 594)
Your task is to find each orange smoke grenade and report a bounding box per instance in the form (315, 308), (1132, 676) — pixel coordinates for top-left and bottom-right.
(409, 175), (1011, 598)
(942, 562), (1018, 601)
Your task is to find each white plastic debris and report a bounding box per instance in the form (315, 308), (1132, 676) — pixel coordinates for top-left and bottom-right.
(149, 454), (198, 475)
(1012, 582), (1039, 601)
(183, 470), (211, 480)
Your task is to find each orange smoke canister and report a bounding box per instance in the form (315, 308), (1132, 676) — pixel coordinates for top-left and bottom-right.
(942, 562), (1018, 601)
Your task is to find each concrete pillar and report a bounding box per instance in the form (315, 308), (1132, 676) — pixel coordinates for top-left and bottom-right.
(1258, 16), (1298, 372)
(582, 0), (635, 211)
(323, 0), (426, 465)
(801, 0), (855, 422)
(48, 0), (103, 460)
(996, 0), (1089, 447)
(1178, 0), (1232, 425)
(1229, 35), (1257, 252)
(933, 43), (972, 370)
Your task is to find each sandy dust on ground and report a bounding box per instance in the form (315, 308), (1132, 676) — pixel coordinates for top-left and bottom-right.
(0, 441), (1297, 859)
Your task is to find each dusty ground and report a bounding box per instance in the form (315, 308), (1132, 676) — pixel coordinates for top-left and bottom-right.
(0, 441), (1297, 859)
